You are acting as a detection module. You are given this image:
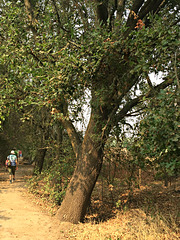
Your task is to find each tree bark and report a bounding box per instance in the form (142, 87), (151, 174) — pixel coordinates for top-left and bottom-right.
(56, 114), (104, 223)
(33, 148), (47, 175)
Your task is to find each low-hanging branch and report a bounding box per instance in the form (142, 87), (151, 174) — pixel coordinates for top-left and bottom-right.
(116, 77), (174, 121)
(101, 77), (174, 142)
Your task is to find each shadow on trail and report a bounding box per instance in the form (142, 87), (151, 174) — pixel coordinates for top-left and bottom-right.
(0, 178), (7, 182)
(0, 211), (11, 222)
(0, 164), (34, 186)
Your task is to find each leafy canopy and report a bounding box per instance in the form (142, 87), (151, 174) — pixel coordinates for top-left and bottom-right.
(0, 0), (179, 129)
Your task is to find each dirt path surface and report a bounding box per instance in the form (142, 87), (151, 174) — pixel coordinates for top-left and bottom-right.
(0, 164), (72, 240)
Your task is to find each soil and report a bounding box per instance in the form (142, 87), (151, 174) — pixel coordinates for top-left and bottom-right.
(0, 163), (73, 240)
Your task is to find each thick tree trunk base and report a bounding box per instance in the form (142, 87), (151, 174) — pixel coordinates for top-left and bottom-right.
(56, 172), (94, 224)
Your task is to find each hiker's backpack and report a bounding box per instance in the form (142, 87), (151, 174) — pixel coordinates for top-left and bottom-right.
(7, 155), (17, 167)
(6, 159), (11, 167)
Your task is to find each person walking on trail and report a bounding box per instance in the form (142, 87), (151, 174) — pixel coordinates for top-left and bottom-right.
(12, 147), (19, 162)
(5, 150), (18, 183)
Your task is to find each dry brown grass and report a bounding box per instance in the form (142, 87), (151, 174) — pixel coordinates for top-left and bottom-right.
(66, 207), (179, 240)
(64, 173), (180, 240)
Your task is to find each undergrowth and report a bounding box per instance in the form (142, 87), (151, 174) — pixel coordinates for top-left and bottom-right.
(27, 161), (74, 207)
(25, 148), (179, 240)
(26, 163), (180, 239)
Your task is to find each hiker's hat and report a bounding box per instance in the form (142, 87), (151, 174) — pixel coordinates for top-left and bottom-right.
(11, 150), (15, 154)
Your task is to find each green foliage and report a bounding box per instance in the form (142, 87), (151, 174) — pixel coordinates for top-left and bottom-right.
(28, 159), (74, 205)
(140, 88), (179, 176)
(1, 0), (179, 113)
(127, 86), (180, 184)
(27, 128), (75, 204)
(0, 109), (38, 162)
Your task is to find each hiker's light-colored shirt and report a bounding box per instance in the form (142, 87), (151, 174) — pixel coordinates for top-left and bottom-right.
(7, 155), (17, 166)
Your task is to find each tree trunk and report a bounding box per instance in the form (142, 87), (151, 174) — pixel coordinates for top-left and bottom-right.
(0, 134), (10, 165)
(56, 50), (138, 223)
(33, 148), (47, 174)
(56, 114), (104, 223)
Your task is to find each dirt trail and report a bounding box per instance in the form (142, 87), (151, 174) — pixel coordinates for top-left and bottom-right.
(0, 163), (72, 240)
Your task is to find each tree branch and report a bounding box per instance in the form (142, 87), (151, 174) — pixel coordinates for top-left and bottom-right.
(117, 0), (126, 21)
(51, 0), (69, 34)
(125, 107), (146, 117)
(116, 77), (174, 121)
(100, 73), (140, 140)
(72, 0), (89, 29)
(174, 51), (180, 89)
(125, 0), (145, 31)
(139, 0), (165, 19)
(131, 0), (145, 14)
(100, 77), (174, 141)
(95, 0), (108, 25)
(28, 49), (44, 66)
(24, 0), (37, 35)
(61, 118), (82, 159)
(111, 0), (125, 30)
(124, 0), (166, 38)
(146, 75), (153, 89)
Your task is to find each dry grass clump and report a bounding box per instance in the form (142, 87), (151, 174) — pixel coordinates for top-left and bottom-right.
(67, 208), (179, 240)
(65, 174), (180, 240)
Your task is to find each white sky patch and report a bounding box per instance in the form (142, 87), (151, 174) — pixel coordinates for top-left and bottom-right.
(72, 89), (91, 134)
(73, 72), (166, 135)
(149, 72), (165, 85)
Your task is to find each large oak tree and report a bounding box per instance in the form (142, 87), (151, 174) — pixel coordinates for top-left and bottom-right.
(0, 0), (179, 223)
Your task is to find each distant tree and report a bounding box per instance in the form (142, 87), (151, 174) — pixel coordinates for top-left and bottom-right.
(0, 0), (179, 223)
(0, 134), (10, 165)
